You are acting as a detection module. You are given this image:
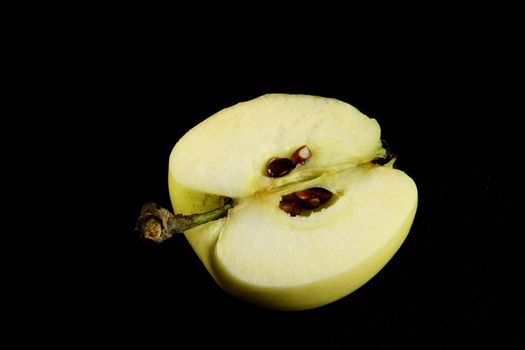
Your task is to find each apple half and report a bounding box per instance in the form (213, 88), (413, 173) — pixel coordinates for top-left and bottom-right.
(168, 94), (417, 310)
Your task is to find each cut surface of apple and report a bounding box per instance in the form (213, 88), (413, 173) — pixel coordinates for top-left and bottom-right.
(168, 94), (417, 310)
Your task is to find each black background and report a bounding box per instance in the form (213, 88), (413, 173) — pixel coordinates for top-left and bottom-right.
(9, 36), (524, 348)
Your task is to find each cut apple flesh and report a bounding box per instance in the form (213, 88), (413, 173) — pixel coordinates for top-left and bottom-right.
(168, 94), (417, 310)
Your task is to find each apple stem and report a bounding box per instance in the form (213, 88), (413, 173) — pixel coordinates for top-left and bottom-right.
(136, 200), (233, 243)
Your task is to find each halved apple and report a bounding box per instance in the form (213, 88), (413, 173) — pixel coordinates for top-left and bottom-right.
(168, 94), (417, 310)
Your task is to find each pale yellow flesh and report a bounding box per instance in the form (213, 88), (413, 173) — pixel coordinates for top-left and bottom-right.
(170, 94), (384, 198)
(168, 94), (417, 310)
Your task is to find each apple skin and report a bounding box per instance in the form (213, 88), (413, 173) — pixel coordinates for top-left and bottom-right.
(168, 94), (417, 310)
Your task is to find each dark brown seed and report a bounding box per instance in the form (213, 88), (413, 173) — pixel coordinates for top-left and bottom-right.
(294, 190), (322, 210)
(308, 187), (333, 204)
(301, 195), (321, 210)
(279, 194), (302, 216)
(291, 145), (311, 166)
(266, 157), (294, 177)
(294, 190), (313, 202)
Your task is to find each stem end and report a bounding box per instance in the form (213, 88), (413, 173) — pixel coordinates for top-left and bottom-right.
(136, 203), (176, 243)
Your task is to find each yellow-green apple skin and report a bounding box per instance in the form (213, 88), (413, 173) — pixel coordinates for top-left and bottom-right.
(168, 94), (417, 310)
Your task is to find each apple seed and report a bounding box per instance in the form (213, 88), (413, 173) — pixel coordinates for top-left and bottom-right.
(294, 190), (321, 210)
(294, 190), (314, 202)
(267, 157), (294, 177)
(291, 145), (311, 166)
(302, 195), (321, 210)
(279, 194), (302, 216)
(308, 187), (333, 204)
(280, 188), (333, 214)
